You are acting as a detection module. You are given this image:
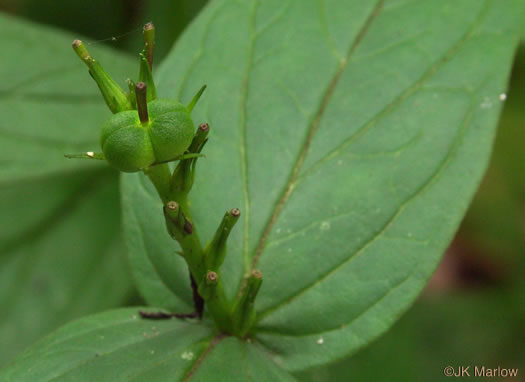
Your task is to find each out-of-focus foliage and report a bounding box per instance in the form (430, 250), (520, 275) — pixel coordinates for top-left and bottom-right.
(0, 0), (207, 61)
(0, 0), (205, 367)
(298, 294), (524, 381)
(127, 0), (208, 60)
(0, 13), (137, 366)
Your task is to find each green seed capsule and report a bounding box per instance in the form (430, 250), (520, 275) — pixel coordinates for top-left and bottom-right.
(148, 99), (195, 162)
(100, 99), (195, 172)
(72, 31), (206, 173)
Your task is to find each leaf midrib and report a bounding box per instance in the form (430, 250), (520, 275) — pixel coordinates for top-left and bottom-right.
(239, 0), (259, 275)
(254, 0), (491, 321)
(183, 334), (225, 381)
(256, 271), (414, 338)
(249, 0), (386, 271)
(255, 96), (474, 333)
(125, 332), (218, 382)
(45, 325), (206, 382)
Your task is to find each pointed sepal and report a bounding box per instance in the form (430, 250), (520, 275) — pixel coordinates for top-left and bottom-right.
(138, 51), (157, 101)
(64, 151), (105, 160)
(72, 40), (132, 114)
(143, 22), (155, 70)
(126, 78), (137, 109)
(187, 85), (207, 113)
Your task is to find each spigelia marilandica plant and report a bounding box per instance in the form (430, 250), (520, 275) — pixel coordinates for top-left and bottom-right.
(68, 23), (262, 336)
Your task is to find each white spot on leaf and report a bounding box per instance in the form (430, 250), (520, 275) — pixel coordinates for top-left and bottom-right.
(480, 97), (493, 109)
(317, 337), (324, 345)
(181, 351), (194, 361)
(320, 221), (331, 231)
(499, 93), (507, 101)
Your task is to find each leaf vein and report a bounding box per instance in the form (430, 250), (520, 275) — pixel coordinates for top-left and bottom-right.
(183, 334), (225, 381)
(250, 0), (386, 271)
(299, 2), (489, 180)
(257, 97), (476, 320)
(239, 0), (260, 274)
(257, 272), (414, 338)
(45, 324), (200, 381)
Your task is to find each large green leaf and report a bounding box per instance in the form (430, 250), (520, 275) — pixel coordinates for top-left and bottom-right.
(0, 13), (135, 181)
(0, 14), (136, 364)
(302, 45), (525, 381)
(188, 336), (297, 382)
(0, 308), (296, 381)
(0, 169), (130, 365)
(121, 0), (523, 372)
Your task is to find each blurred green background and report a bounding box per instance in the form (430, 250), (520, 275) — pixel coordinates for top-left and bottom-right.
(0, 0), (206, 61)
(0, 1), (523, 380)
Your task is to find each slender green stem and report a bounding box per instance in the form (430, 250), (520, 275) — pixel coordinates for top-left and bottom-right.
(72, 40), (131, 113)
(164, 197), (205, 277)
(163, 194), (233, 333)
(143, 129), (235, 333)
(187, 85), (207, 113)
(189, 123), (210, 152)
(144, 164), (171, 203)
(205, 208), (240, 271)
(204, 278), (232, 332)
(143, 22), (155, 70)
